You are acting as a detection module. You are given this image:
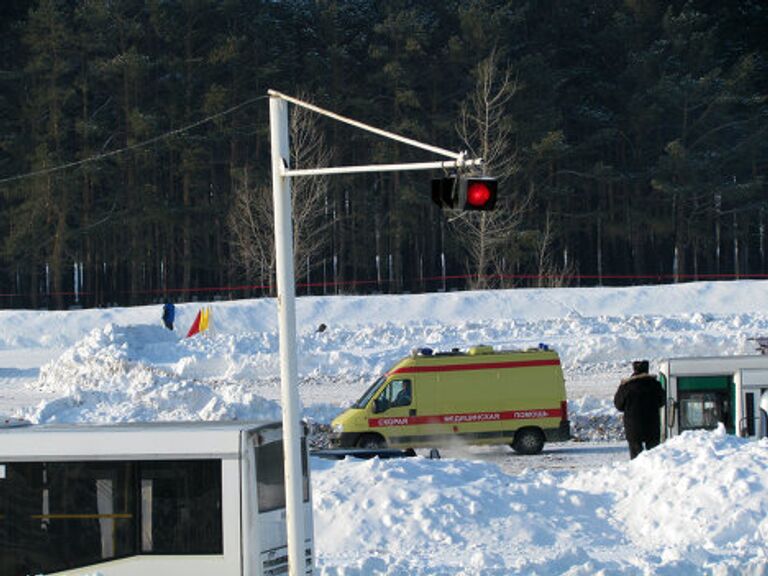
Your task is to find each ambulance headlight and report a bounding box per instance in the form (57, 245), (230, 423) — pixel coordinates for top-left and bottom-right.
(332, 423), (344, 434)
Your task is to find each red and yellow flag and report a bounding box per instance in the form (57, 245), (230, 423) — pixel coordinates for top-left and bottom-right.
(186, 306), (212, 338)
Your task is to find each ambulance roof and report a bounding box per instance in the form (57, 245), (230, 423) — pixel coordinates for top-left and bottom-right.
(389, 347), (560, 373)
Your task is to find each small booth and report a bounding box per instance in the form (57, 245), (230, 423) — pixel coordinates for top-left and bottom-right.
(658, 355), (768, 441)
(0, 420), (314, 576)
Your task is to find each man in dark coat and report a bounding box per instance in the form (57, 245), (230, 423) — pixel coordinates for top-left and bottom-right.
(614, 360), (666, 459)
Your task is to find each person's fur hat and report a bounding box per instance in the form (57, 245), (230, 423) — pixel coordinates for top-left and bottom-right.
(632, 360), (649, 375)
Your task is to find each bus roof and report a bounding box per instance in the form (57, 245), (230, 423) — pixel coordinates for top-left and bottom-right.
(0, 420), (284, 462)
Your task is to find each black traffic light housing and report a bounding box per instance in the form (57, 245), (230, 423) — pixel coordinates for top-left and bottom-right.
(431, 175), (498, 211)
(431, 176), (457, 208)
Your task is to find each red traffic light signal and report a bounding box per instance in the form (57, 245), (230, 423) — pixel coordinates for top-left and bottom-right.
(431, 175), (498, 211)
(460, 176), (497, 211)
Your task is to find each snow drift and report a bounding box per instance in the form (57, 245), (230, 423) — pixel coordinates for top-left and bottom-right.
(313, 429), (768, 575)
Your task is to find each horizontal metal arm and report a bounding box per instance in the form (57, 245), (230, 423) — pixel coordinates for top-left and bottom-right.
(283, 158), (482, 177)
(269, 89), (464, 161)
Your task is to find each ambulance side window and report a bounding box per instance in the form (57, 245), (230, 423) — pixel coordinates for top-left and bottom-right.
(374, 379), (412, 412)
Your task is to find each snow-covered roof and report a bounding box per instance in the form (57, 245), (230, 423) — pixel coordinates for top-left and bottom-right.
(662, 354), (768, 374)
(0, 420), (281, 461)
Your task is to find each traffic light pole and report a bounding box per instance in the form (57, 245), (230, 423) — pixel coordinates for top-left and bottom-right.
(268, 89), (482, 576)
(269, 94), (306, 576)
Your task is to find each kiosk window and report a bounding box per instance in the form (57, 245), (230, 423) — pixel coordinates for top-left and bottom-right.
(679, 392), (729, 431)
(0, 461), (135, 576)
(140, 460), (222, 554)
(745, 393), (755, 437)
(0, 459), (222, 576)
(257, 440), (310, 513)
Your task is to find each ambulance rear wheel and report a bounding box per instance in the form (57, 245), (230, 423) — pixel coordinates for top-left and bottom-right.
(512, 428), (545, 455)
(357, 434), (386, 449)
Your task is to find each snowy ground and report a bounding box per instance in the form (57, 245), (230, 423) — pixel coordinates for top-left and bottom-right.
(1, 281), (768, 573)
(312, 428), (768, 575)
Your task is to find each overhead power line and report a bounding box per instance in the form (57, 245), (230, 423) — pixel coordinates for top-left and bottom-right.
(0, 95), (267, 186)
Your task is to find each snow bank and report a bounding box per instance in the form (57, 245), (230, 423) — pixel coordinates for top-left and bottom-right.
(14, 281), (768, 433)
(16, 319), (627, 434)
(3, 280), (768, 350)
(565, 427), (768, 562)
(312, 429), (768, 574)
(24, 323), (281, 424)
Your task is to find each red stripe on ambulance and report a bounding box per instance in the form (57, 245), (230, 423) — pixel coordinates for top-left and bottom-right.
(388, 358), (560, 375)
(369, 408), (562, 428)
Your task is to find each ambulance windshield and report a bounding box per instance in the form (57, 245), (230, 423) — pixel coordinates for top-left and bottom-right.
(353, 375), (386, 409)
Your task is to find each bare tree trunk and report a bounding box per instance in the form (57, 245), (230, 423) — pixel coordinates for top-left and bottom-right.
(228, 96), (333, 296)
(535, 211), (575, 288)
(451, 50), (527, 288)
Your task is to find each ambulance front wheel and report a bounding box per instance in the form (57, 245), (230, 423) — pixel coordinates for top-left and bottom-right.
(357, 434), (386, 449)
(512, 428), (545, 455)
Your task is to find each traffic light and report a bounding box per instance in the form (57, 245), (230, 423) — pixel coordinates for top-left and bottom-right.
(431, 175), (498, 211)
(459, 176), (497, 211)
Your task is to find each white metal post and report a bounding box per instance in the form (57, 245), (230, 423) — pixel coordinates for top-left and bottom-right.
(269, 94), (307, 576)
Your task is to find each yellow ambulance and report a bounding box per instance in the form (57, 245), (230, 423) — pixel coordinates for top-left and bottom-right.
(330, 345), (570, 454)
